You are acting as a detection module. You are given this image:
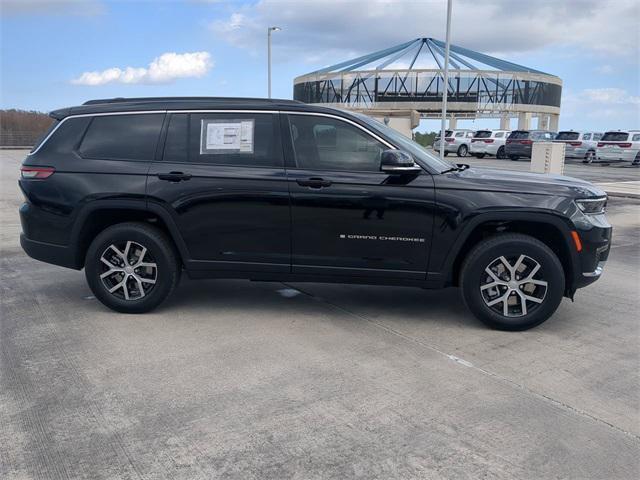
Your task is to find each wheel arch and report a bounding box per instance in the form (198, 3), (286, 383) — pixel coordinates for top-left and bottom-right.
(443, 212), (580, 297)
(71, 200), (190, 268)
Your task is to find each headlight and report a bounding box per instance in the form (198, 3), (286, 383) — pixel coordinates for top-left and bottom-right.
(575, 197), (607, 215)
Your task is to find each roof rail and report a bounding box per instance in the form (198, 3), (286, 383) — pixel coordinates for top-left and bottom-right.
(82, 96), (302, 106)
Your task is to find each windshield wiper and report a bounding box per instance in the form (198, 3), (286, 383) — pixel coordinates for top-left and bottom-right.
(440, 163), (470, 174)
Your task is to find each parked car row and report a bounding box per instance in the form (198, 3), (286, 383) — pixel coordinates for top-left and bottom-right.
(434, 128), (640, 165)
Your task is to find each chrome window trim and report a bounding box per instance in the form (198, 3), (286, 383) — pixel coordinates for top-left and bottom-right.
(30, 108), (395, 156)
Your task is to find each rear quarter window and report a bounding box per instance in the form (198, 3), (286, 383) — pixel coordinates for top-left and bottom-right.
(79, 113), (164, 161)
(495, 132), (504, 138)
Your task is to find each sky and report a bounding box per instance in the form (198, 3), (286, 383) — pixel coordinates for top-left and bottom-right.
(1, 0), (638, 133)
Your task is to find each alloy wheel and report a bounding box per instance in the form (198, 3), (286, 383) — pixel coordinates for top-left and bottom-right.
(99, 241), (157, 300)
(480, 255), (547, 317)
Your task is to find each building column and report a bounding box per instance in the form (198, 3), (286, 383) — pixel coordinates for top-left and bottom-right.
(538, 114), (550, 130)
(517, 112), (532, 130)
(500, 115), (510, 130)
(448, 116), (457, 130)
(549, 114), (559, 132)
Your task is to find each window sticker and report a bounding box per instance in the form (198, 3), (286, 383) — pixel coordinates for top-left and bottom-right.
(200, 119), (254, 154)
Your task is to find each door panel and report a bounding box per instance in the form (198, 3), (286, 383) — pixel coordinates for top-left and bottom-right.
(147, 112), (290, 272)
(283, 113), (434, 279)
(288, 169), (435, 278)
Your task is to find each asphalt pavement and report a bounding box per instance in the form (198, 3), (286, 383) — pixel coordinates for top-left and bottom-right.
(1, 149), (639, 479)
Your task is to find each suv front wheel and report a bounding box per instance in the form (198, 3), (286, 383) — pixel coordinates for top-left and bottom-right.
(85, 222), (181, 313)
(460, 234), (565, 330)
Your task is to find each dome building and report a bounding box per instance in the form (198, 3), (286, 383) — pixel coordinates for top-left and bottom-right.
(293, 37), (562, 136)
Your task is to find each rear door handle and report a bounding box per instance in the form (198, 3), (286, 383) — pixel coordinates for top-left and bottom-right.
(296, 177), (332, 188)
(158, 171), (192, 182)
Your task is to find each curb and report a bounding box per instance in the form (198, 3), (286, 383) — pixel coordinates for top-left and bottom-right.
(604, 191), (640, 200)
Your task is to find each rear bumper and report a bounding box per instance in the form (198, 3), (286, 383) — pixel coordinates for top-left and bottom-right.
(470, 143), (499, 155)
(504, 145), (532, 158)
(20, 234), (80, 270)
(596, 150), (637, 162)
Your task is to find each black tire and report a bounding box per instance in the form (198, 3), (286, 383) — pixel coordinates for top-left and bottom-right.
(633, 153), (640, 166)
(457, 144), (468, 157)
(444, 151), (449, 157)
(460, 233), (565, 331)
(475, 153), (486, 159)
(509, 155), (520, 161)
(583, 151), (595, 164)
(496, 146), (506, 160)
(85, 222), (181, 313)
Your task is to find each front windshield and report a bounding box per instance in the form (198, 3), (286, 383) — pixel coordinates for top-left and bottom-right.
(348, 112), (459, 172)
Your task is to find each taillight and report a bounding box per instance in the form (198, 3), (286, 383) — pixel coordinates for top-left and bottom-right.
(519, 139), (533, 145)
(618, 143), (632, 148)
(506, 139), (513, 144)
(21, 166), (55, 179)
(597, 142), (604, 147)
(568, 141), (582, 147)
(445, 137), (454, 143)
(484, 139), (494, 143)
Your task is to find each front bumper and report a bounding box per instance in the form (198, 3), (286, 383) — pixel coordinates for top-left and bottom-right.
(574, 224), (612, 289)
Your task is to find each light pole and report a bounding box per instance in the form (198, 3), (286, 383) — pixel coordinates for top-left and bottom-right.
(267, 26), (281, 98)
(440, 0), (453, 162)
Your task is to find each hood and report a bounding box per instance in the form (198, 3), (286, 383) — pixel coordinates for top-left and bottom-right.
(441, 167), (606, 198)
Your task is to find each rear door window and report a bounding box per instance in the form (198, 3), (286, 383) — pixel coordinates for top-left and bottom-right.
(495, 132), (504, 138)
(187, 113), (281, 167)
(632, 134), (640, 142)
(582, 133), (591, 140)
(601, 132), (629, 142)
(79, 113), (164, 161)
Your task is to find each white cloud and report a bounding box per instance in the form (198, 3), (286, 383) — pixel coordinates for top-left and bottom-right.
(1, 0), (105, 16)
(594, 65), (614, 75)
(580, 88), (640, 105)
(561, 88), (640, 127)
(72, 52), (213, 86)
(210, 0), (640, 65)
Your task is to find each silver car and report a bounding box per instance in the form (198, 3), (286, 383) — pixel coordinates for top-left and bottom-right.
(596, 130), (640, 165)
(470, 130), (510, 159)
(554, 130), (603, 163)
(433, 129), (475, 157)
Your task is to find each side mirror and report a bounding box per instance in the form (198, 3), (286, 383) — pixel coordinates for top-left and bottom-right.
(380, 150), (422, 174)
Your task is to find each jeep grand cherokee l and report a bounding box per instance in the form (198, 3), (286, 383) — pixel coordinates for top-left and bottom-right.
(19, 97), (611, 331)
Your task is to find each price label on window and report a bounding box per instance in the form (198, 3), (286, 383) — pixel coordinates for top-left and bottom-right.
(200, 119), (254, 154)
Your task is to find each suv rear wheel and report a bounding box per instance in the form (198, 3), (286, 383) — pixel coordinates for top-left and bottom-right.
(457, 144), (468, 157)
(496, 146), (506, 159)
(460, 234), (565, 330)
(85, 222), (180, 313)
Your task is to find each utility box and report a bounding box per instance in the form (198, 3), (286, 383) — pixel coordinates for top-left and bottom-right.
(531, 142), (565, 175)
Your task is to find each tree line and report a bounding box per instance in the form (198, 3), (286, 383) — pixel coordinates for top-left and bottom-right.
(1, 109), (53, 146)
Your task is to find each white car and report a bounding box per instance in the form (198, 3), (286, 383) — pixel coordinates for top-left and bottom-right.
(470, 130), (510, 159)
(554, 130), (603, 163)
(433, 129), (475, 157)
(596, 130), (640, 164)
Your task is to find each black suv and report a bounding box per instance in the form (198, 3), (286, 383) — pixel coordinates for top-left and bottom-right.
(19, 97), (611, 330)
(505, 130), (556, 160)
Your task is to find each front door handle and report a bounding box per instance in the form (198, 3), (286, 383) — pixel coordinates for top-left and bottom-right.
(296, 177), (332, 188)
(158, 171), (192, 182)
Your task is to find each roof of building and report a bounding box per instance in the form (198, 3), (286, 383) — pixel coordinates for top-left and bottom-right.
(306, 37), (550, 76)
